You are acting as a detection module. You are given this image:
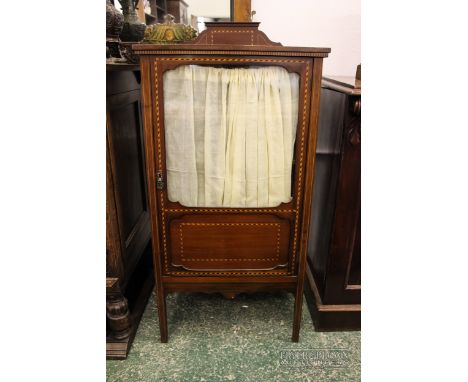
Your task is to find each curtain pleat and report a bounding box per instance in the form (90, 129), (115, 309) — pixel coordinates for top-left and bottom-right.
(163, 65), (299, 208)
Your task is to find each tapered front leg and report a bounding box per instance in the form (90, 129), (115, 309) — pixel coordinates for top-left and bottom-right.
(292, 287), (304, 342)
(156, 287), (168, 343)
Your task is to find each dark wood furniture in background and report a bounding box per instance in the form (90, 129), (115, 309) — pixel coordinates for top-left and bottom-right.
(106, 63), (154, 359)
(166, 0), (189, 24)
(134, 22), (330, 342)
(305, 75), (361, 330)
(146, 0), (168, 24)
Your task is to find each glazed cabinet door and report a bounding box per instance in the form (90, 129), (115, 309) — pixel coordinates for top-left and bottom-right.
(146, 57), (315, 277)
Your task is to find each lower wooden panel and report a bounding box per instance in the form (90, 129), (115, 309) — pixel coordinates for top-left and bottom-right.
(169, 214), (290, 271)
(164, 275), (297, 294)
(304, 262), (360, 331)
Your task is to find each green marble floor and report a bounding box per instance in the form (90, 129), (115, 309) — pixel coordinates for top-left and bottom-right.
(107, 291), (360, 382)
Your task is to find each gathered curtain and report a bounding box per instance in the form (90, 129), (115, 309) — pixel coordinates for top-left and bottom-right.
(163, 65), (299, 207)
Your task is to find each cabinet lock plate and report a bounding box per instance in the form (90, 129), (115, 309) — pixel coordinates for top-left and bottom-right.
(156, 171), (165, 190)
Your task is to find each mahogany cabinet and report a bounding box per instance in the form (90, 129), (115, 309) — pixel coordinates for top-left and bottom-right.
(106, 64), (154, 358)
(134, 22), (330, 342)
(305, 76), (361, 330)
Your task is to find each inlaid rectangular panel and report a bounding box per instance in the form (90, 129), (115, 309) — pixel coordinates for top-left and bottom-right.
(169, 215), (290, 271)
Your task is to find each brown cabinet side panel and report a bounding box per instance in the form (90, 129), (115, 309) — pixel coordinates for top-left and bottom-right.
(308, 88), (346, 294)
(107, 70), (151, 286)
(323, 94), (361, 304)
(108, 100), (147, 239)
(347, 213), (361, 286)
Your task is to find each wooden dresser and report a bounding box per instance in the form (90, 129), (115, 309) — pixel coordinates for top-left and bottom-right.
(305, 75), (361, 330)
(106, 64), (154, 358)
(134, 22), (330, 342)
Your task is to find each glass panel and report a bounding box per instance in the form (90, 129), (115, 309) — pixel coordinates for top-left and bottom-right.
(163, 64), (300, 208)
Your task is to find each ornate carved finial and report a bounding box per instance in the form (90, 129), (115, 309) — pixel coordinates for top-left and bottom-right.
(143, 14), (197, 44)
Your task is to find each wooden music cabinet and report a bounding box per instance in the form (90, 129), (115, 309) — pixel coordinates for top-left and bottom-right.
(134, 22), (330, 342)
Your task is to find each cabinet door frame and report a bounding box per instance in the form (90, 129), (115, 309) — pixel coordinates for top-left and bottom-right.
(143, 55), (317, 277)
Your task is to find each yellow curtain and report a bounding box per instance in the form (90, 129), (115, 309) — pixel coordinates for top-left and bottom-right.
(163, 65), (299, 207)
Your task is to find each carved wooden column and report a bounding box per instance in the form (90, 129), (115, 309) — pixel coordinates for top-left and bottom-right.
(106, 278), (132, 340)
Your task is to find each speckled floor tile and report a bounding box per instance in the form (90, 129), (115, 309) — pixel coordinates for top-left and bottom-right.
(107, 291), (360, 382)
